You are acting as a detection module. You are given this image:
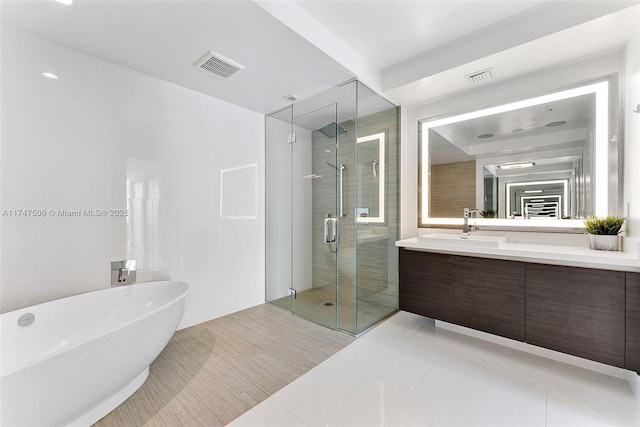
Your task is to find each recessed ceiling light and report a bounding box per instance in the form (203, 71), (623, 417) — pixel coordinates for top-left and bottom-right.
(512, 128), (525, 133)
(545, 120), (566, 127)
(523, 189), (543, 193)
(55, 0), (73, 5)
(498, 162), (536, 170)
(42, 72), (59, 80)
(477, 133), (494, 139)
(282, 94), (297, 102)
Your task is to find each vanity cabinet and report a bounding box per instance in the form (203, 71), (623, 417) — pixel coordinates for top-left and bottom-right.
(525, 264), (625, 368)
(399, 251), (454, 323)
(627, 272), (640, 372)
(454, 256), (525, 341)
(399, 248), (638, 372)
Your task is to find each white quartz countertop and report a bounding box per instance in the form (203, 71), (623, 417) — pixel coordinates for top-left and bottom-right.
(396, 237), (640, 272)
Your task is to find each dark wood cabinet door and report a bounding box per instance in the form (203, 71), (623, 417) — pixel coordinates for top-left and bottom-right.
(526, 263), (625, 368)
(627, 272), (640, 373)
(453, 256), (525, 341)
(399, 249), (454, 322)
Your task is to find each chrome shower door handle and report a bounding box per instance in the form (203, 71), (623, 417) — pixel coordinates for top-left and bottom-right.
(324, 215), (337, 243)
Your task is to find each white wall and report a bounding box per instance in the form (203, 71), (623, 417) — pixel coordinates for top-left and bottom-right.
(0, 28), (265, 329)
(401, 51), (624, 239)
(624, 20), (640, 239)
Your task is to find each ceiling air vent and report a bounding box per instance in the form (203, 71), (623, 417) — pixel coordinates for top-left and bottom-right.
(194, 50), (245, 78)
(466, 67), (494, 84)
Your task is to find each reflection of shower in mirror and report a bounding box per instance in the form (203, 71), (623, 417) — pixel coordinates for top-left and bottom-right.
(365, 160), (379, 178)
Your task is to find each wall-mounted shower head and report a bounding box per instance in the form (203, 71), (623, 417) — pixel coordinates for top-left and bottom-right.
(318, 122), (347, 139)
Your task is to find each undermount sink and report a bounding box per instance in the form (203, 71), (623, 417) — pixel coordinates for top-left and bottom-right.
(417, 233), (507, 248)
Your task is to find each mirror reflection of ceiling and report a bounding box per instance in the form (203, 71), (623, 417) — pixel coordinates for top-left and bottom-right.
(484, 155), (582, 178)
(430, 92), (595, 164)
(512, 181), (566, 194)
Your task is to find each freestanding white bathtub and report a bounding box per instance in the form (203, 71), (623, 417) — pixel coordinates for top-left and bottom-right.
(0, 280), (189, 426)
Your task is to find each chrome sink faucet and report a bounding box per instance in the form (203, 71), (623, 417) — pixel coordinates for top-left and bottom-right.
(463, 208), (479, 235)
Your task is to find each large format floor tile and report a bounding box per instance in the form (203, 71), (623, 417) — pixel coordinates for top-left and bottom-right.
(230, 311), (640, 427)
(387, 353), (547, 426)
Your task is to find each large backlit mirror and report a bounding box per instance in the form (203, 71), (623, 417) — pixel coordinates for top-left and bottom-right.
(419, 79), (618, 230)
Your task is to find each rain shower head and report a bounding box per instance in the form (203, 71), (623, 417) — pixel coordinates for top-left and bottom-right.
(318, 122), (347, 139)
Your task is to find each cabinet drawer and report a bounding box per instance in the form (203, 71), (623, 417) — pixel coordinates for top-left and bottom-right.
(454, 256), (525, 341)
(526, 264), (625, 368)
(399, 249), (454, 322)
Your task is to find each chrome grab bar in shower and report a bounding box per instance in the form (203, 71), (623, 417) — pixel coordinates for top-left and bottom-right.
(325, 161), (345, 217)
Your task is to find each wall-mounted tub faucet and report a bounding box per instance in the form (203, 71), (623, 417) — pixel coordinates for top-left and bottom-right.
(111, 260), (136, 286)
(463, 208), (479, 236)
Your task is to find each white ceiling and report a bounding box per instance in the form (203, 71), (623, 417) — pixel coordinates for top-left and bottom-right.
(385, 5), (640, 106)
(1, 0), (638, 114)
(0, 0), (354, 113)
(295, 0), (549, 70)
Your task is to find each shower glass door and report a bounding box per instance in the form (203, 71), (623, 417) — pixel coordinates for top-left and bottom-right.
(265, 106), (294, 314)
(265, 103), (339, 330)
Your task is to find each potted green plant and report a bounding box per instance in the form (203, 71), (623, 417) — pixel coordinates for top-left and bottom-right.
(583, 216), (626, 251)
(481, 209), (496, 218)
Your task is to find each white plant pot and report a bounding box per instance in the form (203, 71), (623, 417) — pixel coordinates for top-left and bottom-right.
(588, 234), (620, 251)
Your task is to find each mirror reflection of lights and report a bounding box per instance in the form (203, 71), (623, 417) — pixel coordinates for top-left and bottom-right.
(506, 180), (569, 219)
(498, 162), (536, 170)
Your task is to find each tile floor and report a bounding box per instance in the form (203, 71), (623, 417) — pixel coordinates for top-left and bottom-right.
(229, 311), (640, 426)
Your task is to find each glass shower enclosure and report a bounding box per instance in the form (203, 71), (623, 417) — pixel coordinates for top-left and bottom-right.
(265, 80), (399, 335)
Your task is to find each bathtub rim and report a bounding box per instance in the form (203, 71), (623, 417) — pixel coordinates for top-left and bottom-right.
(0, 280), (189, 378)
